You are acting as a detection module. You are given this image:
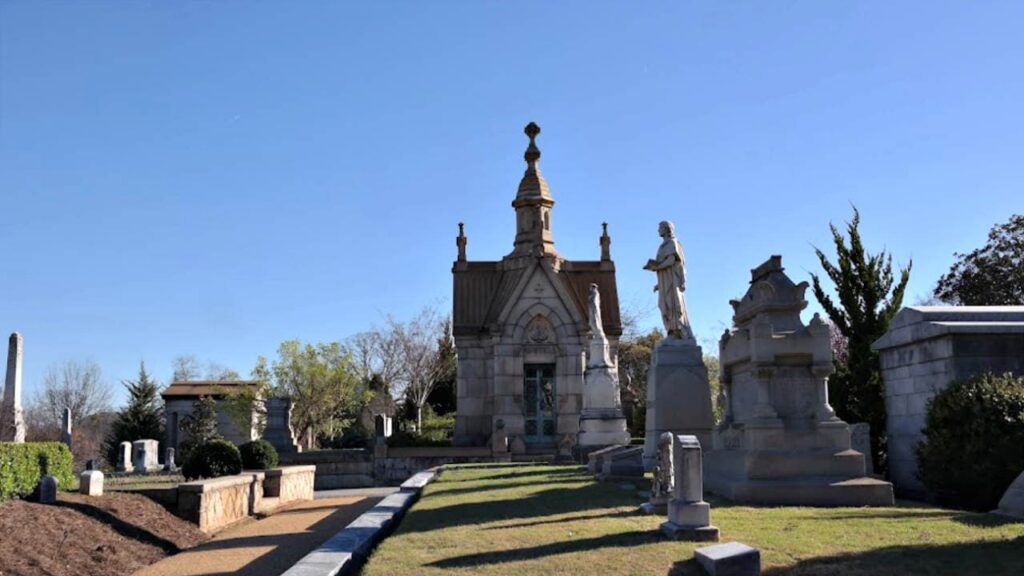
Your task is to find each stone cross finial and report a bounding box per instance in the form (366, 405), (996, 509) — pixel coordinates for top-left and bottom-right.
(456, 222), (467, 262)
(524, 122), (541, 165)
(600, 222), (611, 261)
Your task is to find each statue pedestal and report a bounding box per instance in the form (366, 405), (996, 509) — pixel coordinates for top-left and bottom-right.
(643, 338), (714, 470)
(577, 342), (630, 456)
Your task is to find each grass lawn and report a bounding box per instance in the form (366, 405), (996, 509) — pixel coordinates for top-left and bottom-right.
(362, 464), (1024, 576)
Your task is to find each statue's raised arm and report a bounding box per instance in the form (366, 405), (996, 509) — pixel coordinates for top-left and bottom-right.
(645, 220), (693, 339)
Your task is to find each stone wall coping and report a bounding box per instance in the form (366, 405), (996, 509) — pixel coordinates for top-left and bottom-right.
(281, 469), (442, 576)
(264, 465), (317, 478)
(179, 472), (265, 493)
(874, 306), (1024, 351)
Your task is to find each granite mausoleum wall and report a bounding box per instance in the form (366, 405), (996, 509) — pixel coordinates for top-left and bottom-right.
(873, 306), (1024, 498)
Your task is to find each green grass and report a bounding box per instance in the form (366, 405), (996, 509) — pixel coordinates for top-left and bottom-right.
(362, 464), (1024, 576)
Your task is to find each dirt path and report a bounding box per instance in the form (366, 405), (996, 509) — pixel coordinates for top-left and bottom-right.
(135, 495), (382, 576)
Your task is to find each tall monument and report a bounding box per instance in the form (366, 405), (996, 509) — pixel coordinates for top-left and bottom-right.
(577, 283), (630, 453)
(1, 332), (26, 443)
(642, 222), (714, 469)
(451, 123), (624, 449)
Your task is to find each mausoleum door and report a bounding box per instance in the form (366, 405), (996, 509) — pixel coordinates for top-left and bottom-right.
(524, 364), (556, 443)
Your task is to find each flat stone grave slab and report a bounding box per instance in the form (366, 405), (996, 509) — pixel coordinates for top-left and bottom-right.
(694, 541), (761, 576)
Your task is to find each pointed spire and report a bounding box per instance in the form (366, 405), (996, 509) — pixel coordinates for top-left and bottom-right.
(456, 222), (467, 262)
(515, 122), (552, 203)
(600, 222), (611, 261)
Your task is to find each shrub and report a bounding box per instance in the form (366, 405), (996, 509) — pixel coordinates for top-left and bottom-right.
(916, 372), (1024, 511)
(0, 442), (75, 501)
(319, 426), (370, 449)
(182, 439), (243, 480)
(239, 440), (279, 470)
(386, 430), (452, 448)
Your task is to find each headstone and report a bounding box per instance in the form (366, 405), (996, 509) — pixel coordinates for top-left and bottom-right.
(132, 439), (160, 473)
(164, 447), (177, 472)
(1, 332), (26, 443)
(600, 446), (644, 480)
(641, 432), (674, 514)
(117, 441), (132, 472)
(587, 444), (629, 475)
(509, 435), (526, 455)
(39, 475), (58, 504)
(660, 435), (719, 541)
(706, 256), (893, 507)
(577, 284), (631, 453)
(85, 459), (96, 471)
(61, 407), (72, 448)
(996, 469), (1024, 519)
(79, 470), (104, 496)
(694, 542), (761, 576)
(491, 419), (508, 453)
(850, 423), (873, 475)
(374, 414), (393, 439)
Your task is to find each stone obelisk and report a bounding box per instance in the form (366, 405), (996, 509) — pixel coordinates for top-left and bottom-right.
(1, 332), (26, 443)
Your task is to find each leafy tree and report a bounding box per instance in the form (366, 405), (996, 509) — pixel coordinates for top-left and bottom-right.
(257, 340), (366, 449)
(811, 206), (911, 473)
(935, 214), (1024, 305)
(616, 328), (663, 436)
(105, 362), (164, 466)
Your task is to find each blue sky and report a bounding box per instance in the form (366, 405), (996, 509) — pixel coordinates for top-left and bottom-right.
(2, 2), (1022, 406)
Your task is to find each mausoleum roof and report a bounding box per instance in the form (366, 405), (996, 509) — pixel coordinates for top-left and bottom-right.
(872, 306), (1024, 350)
(161, 380), (259, 399)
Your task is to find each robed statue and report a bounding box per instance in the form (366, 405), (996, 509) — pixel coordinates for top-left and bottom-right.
(587, 283), (604, 337)
(644, 220), (693, 339)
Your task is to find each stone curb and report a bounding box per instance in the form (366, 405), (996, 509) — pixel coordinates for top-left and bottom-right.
(280, 466), (442, 576)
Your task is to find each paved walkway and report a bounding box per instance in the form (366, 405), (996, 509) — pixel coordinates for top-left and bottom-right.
(136, 490), (389, 576)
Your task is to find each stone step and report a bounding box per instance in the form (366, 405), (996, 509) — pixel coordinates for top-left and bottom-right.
(744, 449), (866, 480)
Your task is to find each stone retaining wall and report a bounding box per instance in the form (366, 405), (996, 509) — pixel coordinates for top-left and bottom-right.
(177, 472), (265, 534)
(285, 447), (502, 488)
(265, 465), (316, 505)
(375, 446), (494, 484)
(286, 449), (375, 489)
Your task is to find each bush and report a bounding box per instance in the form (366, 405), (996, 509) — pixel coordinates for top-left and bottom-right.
(239, 440), (279, 470)
(182, 439), (243, 480)
(0, 442), (75, 501)
(386, 430), (452, 448)
(916, 372), (1024, 510)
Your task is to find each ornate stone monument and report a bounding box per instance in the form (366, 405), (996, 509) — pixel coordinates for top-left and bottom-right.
(1, 332), (26, 443)
(660, 435), (719, 541)
(642, 222), (715, 469)
(264, 396), (302, 459)
(641, 432), (674, 514)
(705, 255), (893, 506)
(577, 284), (630, 455)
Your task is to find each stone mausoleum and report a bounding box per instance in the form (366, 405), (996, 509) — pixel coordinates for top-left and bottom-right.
(452, 123), (622, 448)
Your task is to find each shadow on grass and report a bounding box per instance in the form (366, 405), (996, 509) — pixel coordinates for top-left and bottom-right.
(481, 509), (640, 530)
(426, 530), (661, 568)
(405, 480), (639, 533)
(437, 466), (587, 484)
(426, 476), (593, 498)
(762, 536), (1024, 576)
(53, 500), (182, 554)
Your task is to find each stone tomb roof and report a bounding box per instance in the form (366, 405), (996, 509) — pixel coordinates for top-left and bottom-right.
(161, 380), (259, 399)
(453, 260), (621, 337)
(872, 306), (1024, 351)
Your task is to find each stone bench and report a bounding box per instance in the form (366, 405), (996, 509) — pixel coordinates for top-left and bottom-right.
(264, 465), (316, 506)
(177, 472), (265, 534)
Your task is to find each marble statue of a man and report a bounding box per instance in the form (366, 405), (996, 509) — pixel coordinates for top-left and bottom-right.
(644, 220), (693, 339)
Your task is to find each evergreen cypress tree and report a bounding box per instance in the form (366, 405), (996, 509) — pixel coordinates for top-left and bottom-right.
(427, 319), (457, 415)
(810, 207), (911, 474)
(105, 362), (164, 466)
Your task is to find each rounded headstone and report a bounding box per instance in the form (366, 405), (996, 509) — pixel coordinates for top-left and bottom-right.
(38, 475), (58, 504)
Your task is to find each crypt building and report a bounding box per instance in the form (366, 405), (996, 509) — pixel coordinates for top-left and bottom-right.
(452, 123), (622, 447)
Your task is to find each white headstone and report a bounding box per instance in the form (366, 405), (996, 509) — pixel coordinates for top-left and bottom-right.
(132, 439), (160, 473)
(660, 435), (719, 541)
(117, 441), (132, 472)
(1, 332), (26, 443)
(164, 447), (177, 472)
(79, 470), (104, 496)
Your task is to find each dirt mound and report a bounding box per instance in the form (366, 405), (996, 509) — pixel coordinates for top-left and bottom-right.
(0, 491), (208, 576)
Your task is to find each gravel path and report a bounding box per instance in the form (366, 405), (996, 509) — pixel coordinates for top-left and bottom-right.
(135, 494), (382, 576)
